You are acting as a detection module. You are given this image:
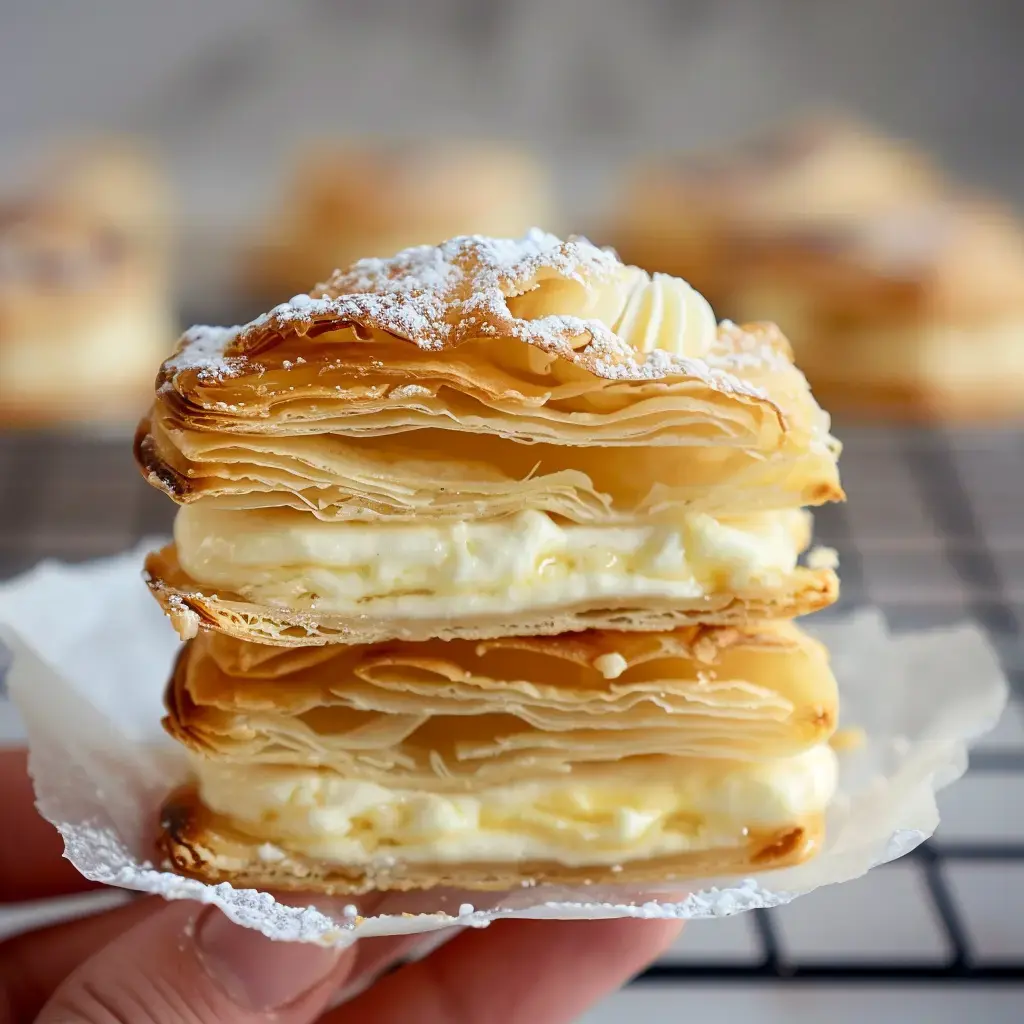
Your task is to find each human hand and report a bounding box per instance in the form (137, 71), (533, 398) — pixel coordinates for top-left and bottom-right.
(0, 750), (682, 1022)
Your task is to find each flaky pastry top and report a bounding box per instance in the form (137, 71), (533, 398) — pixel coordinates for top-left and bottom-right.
(149, 231), (837, 438)
(139, 231), (842, 518)
(170, 231), (758, 387)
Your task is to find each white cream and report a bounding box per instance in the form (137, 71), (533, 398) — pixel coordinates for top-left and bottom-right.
(195, 745), (837, 867)
(508, 264), (717, 359)
(174, 505), (804, 618)
(593, 652), (629, 680)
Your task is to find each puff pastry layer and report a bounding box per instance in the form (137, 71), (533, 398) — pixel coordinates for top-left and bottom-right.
(166, 621), (838, 780)
(139, 231), (841, 519)
(161, 622), (836, 891)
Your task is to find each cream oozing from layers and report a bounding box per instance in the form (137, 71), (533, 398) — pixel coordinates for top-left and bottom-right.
(194, 745), (837, 867)
(174, 505), (805, 617)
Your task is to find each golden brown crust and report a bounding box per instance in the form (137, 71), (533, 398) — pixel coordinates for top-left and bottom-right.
(145, 241), (835, 445)
(163, 621), (838, 780)
(144, 542), (840, 647)
(136, 383), (842, 524)
(159, 785), (822, 893)
(136, 232), (842, 521)
(161, 237), (783, 401)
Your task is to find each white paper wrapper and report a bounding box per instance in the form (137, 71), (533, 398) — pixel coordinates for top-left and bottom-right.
(0, 544), (1009, 946)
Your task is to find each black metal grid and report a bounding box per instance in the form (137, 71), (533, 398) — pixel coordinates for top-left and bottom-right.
(0, 423), (1022, 984)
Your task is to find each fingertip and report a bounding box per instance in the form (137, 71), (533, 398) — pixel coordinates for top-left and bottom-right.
(339, 915), (685, 1024)
(194, 906), (352, 1013)
(36, 900), (357, 1023)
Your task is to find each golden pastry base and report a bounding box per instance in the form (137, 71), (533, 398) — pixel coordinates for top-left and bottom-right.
(160, 786), (823, 895)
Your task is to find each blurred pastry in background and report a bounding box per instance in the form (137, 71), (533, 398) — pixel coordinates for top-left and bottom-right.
(39, 138), (172, 250)
(609, 115), (1024, 421)
(727, 195), (1024, 422)
(246, 141), (555, 301)
(0, 142), (175, 426)
(610, 115), (940, 303)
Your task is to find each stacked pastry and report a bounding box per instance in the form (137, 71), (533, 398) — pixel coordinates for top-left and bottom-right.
(137, 230), (844, 893)
(610, 116), (1024, 421)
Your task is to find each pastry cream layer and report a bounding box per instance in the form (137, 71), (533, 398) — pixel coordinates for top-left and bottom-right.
(508, 263), (717, 359)
(174, 505), (805, 617)
(195, 745), (838, 867)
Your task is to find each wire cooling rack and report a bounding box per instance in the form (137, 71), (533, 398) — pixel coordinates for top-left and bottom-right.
(0, 424), (1022, 985)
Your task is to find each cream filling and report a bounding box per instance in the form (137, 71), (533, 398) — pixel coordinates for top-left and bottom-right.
(174, 505), (805, 618)
(195, 745), (838, 867)
(507, 263), (717, 358)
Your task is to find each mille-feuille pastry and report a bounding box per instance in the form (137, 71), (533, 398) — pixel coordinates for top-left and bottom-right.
(246, 142), (555, 302)
(136, 230), (842, 646)
(0, 141), (174, 425)
(160, 621), (839, 892)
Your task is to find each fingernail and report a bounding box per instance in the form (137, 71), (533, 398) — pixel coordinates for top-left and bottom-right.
(195, 908), (343, 1012)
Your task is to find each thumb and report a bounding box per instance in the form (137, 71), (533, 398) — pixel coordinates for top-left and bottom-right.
(37, 900), (354, 1023)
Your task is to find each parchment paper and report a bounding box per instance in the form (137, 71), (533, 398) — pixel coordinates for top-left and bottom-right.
(0, 545), (1008, 946)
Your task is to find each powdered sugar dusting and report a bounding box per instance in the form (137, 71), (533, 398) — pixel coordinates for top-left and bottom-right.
(162, 324), (245, 386)
(390, 384), (433, 399)
(158, 231), (775, 401)
(710, 320), (795, 375)
(164, 325), (237, 371)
